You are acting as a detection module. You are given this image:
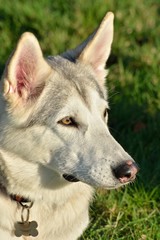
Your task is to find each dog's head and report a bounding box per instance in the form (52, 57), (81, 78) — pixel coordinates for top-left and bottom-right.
(0, 12), (138, 192)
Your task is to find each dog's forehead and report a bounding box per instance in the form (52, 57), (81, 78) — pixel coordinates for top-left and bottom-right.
(47, 56), (105, 99)
(28, 57), (107, 125)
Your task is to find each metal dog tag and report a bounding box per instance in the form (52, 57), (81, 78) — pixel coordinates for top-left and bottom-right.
(14, 221), (38, 237)
(14, 201), (38, 237)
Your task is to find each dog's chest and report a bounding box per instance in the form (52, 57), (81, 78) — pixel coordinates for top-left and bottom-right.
(0, 184), (93, 240)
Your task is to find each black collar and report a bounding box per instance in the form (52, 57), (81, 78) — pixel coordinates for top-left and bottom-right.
(0, 183), (30, 204)
(10, 194), (30, 204)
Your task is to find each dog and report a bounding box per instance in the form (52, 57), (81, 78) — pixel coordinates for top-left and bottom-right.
(0, 12), (139, 240)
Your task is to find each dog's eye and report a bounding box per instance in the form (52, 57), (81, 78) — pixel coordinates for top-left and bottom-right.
(58, 117), (78, 127)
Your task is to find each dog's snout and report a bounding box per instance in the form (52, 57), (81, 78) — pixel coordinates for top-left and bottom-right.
(113, 160), (139, 183)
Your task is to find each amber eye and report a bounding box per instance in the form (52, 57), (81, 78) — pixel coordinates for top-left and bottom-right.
(58, 117), (78, 127)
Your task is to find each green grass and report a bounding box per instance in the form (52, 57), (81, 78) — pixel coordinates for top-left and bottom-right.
(0, 0), (160, 239)
(82, 187), (160, 239)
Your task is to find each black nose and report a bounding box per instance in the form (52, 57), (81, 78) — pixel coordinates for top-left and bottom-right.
(113, 160), (139, 183)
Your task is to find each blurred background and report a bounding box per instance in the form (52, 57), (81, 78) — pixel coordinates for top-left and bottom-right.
(0, 0), (159, 239)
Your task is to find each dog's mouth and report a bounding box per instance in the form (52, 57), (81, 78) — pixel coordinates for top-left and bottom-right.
(63, 174), (80, 183)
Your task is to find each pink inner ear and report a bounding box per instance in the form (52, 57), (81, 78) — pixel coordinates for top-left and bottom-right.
(16, 49), (36, 97)
(91, 31), (111, 70)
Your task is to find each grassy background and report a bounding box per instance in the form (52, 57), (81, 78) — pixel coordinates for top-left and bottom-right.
(0, 0), (160, 239)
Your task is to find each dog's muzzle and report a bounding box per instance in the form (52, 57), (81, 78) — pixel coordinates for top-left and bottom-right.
(63, 174), (80, 182)
(63, 160), (139, 185)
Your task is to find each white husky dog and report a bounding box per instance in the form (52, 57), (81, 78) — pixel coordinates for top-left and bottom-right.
(0, 12), (138, 240)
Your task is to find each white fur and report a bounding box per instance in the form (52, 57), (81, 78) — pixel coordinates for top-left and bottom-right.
(0, 12), (137, 239)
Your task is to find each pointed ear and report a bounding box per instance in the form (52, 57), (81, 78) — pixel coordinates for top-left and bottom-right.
(3, 32), (51, 106)
(62, 12), (114, 84)
(79, 12), (114, 83)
